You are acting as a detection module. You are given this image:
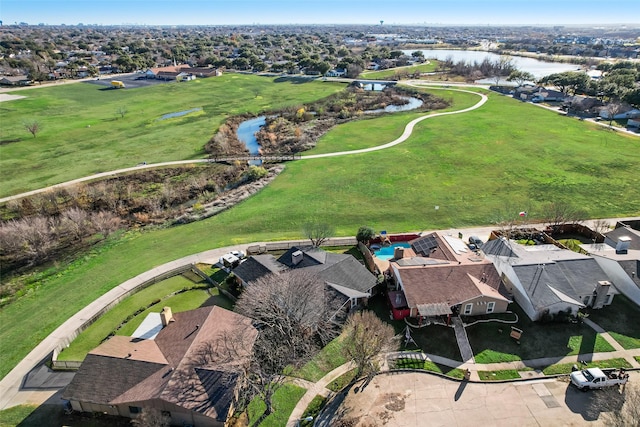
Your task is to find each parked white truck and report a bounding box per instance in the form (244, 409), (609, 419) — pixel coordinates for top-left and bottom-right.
(570, 367), (630, 390)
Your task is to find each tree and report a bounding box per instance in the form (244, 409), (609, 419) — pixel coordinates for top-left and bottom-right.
(507, 70), (535, 87)
(131, 407), (170, 427)
(543, 201), (586, 234)
(589, 382), (640, 426)
(603, 103), (625, 126)
(539, 71), (589, 95)
(23, 120), (41, 138)
(342, 310), (399, 378)
(233, 270), (341, 421)
(303, 221), (334, 247)
(116, 106), (128, 119)
(356, 226), (375, 244)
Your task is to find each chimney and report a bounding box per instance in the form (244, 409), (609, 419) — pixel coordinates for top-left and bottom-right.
(394, 247), (405, 260)
(615, 236), (631, 254)
(592, 281), (612, 309)
(160, 306), (174, 327)
(292, 250), (303, 266)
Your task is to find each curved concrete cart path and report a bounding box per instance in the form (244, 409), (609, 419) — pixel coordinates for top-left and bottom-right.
(300, 88), (487, 160)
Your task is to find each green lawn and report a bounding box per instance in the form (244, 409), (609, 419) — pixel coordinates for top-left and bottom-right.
(359, 61), (439, 80)
(246, 384), (306, 427)
(57, 275), (218, 362)
(326, 368), (358, 392)
(292, 334), (348, 382)
(2, 85), (639, 380)
(0, 75), (345, 197)
(585, 295), (640, 349)
(468, 303), (616, 364)
(391, 357), (466, 379)
(477, 369), (523, 381)
(542, 358), (632, 375)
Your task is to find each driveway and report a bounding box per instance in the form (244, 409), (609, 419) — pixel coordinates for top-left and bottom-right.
(317, 371), (639, 426)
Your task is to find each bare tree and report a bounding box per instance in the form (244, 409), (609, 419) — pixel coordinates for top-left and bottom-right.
(303, 221), (334, 247)
(23, 120), (41, 138)
(130, 407), (170, 427)
(60, 207), (90, 241)
(543, 201), (587, 234)
(116, 106), (128, 119)
(342, 310), (399, 379)
(2, 216), (56, 263)
(589, 382), (640, 426)
(90, 210), (122, 238)
(604, 103), (624, 126)
(233, 270), (340, 421)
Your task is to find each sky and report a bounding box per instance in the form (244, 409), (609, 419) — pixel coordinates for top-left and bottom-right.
(1, 0), (639, 26)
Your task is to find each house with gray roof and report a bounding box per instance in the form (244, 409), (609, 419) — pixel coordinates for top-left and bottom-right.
(232, 246), (377, 310)
(580, 220), (640, 308)
(62, 306), (257, 427)
(484, 238), (618, 321)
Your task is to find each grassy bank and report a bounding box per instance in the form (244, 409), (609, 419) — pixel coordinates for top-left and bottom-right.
(1, 86), (639, 380)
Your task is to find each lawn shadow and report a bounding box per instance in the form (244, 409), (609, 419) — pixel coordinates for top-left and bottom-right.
(578, 326), (597, 362)
(15, 390), (130, 427)
(273, 76), (319, 84)
(199, 293), (234, 310)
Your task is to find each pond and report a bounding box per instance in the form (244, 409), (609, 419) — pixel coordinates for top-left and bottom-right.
(157, 107), (202, 121)
(402, 49), (579, 80)
(236, 116), (266, 165)
(366, 97), (423, 114)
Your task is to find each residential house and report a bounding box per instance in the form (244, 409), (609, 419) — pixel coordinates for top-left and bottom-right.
(63, 306), (257, 427)
(325, 68), (346, 77)
(388, 232), (511, 320)
(483, 237), (619, 321)
(232, 246), (377, 310)
(0, 75), (30, 86)
(581, 220), (640, 308)
(145, 65), (221, 80)
(599, 107), (640, 120)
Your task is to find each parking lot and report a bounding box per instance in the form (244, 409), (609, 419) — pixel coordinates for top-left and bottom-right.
(83, 72), (174, 90)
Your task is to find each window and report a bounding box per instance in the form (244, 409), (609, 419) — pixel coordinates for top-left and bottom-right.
(129, 406), (141, 414)
(583, 295), (591, 306)
(463, 303), (473, 315)
(605, 294), (614, 305)
(486, 302), (495, 314)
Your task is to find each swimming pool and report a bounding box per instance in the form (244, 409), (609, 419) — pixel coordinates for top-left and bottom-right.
(373, 242), (411, 260)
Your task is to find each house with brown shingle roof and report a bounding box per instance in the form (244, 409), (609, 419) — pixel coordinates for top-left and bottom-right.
(388, 232), (511, 319)
(62, 306), (257, 427)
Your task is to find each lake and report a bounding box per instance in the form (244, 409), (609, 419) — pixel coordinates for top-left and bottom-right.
(402, 49), (580, 79)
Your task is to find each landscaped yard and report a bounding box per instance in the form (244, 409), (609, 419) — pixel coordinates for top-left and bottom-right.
(585, 295), (640, 349)
(292, 334), (348, 382)
(542, 358), (632, 375)
(57, 274), (228, 362)
(467, 303), (616, 364)
(2, 82), (639, 381)
(391, 357), (466, 379)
